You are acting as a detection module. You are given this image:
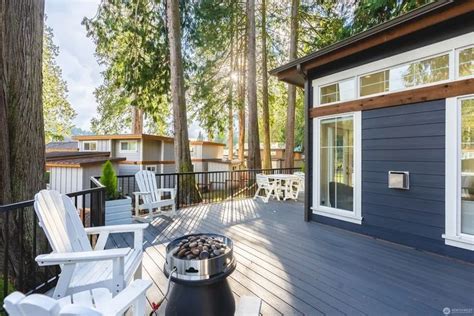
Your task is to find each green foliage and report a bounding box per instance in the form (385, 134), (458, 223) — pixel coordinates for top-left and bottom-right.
(100, 161), (119, 200)
(83, 0), (430, 153)
(43, 23), (76, 143)
(351, 0), (434, 35)
(83, 1), (171, 134)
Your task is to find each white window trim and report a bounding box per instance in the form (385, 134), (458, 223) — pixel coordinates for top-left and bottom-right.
(357, 51), (451, 99)
(82, 141), (97, 151)
(119, 140), (138, 153)
(444, 95), (474, 251)
(312, 111), (362, 224)
(455, 44), (474, 80)
(313, 32), (474, 107)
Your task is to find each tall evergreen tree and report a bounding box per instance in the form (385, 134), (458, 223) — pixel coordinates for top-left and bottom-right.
(260, 0), (271, 169)
(246, 0), (261, 170)
(284, 0), (299, 169)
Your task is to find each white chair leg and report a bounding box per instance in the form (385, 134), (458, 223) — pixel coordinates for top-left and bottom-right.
(253, 186), (261, 199)
(53, 264), (75, 299)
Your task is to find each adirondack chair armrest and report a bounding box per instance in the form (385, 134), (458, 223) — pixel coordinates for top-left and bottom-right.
(84, 223), (149, 235)
(35, 248), (131, 266)
(133, 191), (151, 197)
(155, 188), (176, 199)
(102, 279), (152, 315)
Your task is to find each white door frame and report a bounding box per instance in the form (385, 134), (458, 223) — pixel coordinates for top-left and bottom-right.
(312, 111), (363, 224)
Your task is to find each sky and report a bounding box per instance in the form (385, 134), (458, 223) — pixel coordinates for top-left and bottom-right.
(45, 0), (103, 131)
(45, 0), (204, 138)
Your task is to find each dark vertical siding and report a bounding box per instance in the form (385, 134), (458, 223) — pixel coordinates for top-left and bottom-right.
(314, 100), (474, 262)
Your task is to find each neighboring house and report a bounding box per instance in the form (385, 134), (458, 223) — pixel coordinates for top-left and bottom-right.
(46, 134), (232, 195)
(73, 134), (176, 175)
(190, 140), (240, 172)
(237, 143), (304, 169)
(45, 141), (78, 153)
(46, 151), (124, 194)
(271, 1), (474, 262)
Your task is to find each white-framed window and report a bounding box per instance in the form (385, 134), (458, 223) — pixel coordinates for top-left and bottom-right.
(312, 111), (362, 224)
(83, 141), (97, 151)
(444, 95), (474, 251)
(119, 140), (138, 153)
(319, 78), (356, 105)
(457, 46), (474, 79)
(145, 165), (158, 174)
(358, 53), (450, 98)
(312, 33), (474, 106)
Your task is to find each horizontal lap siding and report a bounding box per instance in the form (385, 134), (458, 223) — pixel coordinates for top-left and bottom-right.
(315, 100), (474, 261)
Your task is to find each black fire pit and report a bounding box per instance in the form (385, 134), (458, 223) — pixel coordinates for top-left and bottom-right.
(164, 233), (236, 316)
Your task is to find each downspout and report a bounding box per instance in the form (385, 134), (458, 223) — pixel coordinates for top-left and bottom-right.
(297, 64), (312, 222)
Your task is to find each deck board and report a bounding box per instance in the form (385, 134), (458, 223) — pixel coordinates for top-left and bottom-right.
(109, 199), (474, 315)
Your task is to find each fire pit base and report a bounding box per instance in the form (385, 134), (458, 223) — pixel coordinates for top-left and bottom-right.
(164, 233), (236, 316)
(165, 276), (235, 316)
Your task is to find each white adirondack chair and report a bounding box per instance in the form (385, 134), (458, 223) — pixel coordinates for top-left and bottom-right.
(3, 279), (152, 316)
(253, 174), (277, 203)
(34, 190), (149, 299)
(134, 170), (176, 221)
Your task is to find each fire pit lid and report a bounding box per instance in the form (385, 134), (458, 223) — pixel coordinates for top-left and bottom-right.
(164, 233), (235, 281)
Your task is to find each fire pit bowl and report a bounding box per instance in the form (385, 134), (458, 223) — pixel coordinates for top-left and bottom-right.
(164, 233), (236, 316)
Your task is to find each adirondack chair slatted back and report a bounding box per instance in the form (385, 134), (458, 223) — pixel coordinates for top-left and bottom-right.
(34, 190), (92, 253)
(135, 170), (160, 205)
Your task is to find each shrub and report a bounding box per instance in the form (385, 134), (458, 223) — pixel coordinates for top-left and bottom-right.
(100, 160), (119, 200)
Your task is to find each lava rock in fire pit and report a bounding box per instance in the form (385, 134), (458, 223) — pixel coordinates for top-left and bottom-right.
(174, 235), (227, 260)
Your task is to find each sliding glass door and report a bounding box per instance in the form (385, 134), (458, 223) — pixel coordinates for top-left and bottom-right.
(314, 112), (361, 224)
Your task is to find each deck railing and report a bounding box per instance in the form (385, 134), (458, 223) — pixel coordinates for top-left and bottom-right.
(0, 184), (106, 306)
(113, 167), (302, 209)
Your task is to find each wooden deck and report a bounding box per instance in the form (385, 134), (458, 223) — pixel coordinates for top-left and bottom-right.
(108, 199), (474, 315)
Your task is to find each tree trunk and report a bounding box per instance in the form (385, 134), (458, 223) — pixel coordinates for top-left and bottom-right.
(166, 0), (193, 174)
(227, 9), (234, 161)
(261, 0), (271, 170)
(284, 0), (299, 169)
(238, 21), (246, 164)
(246, 0), (261, 170)
(131, 106), (143, 134)
(166, 0), (200, 204)
(0, 0), (46, 291)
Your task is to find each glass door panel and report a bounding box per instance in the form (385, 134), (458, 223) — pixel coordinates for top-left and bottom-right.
(320, 116), (354, 212)
(461, 98), (474, 235)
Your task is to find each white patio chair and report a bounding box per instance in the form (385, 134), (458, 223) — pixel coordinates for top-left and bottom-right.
(134, 170), (176, 221)
(253, 174), (277, 203)
(34, 190), (148, 299)
(3, 279), (152, 316)
(294, 171), (305, 192)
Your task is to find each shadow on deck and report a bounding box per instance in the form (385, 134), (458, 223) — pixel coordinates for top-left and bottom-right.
(108, 199), (474, 315)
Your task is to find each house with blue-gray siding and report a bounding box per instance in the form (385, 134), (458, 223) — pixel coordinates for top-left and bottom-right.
(271, 1), (474, 262)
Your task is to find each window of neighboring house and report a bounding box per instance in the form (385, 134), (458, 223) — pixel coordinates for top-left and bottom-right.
(319, 79), (355, 105)
(83, 141), (97, 151)
(458, 46), (474, 78)
(145, 165), (158, 174)
(190, 146), (196, 157)
(445, 96), (474, 250)
(119, 140), (138, 153)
